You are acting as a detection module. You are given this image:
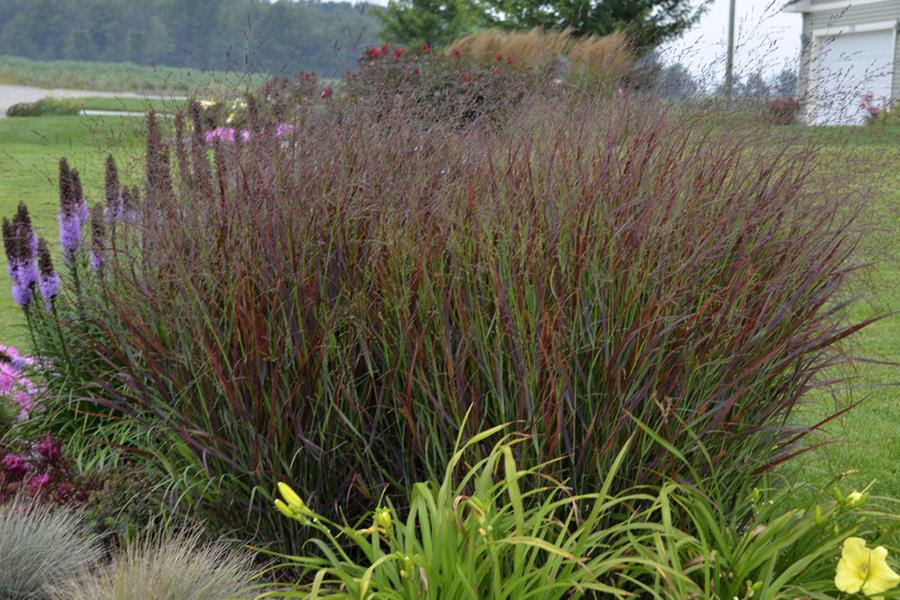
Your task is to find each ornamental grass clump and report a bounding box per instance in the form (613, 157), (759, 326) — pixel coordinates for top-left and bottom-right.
(49, 530), (258, 600)
(14, 89), (874, 552)
(0, 501), (101, 600)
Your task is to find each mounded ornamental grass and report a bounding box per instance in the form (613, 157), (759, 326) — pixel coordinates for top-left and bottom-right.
(0, 501), (101, 600)
(19, 88), (873, 552)
(49, 530), (257, 600)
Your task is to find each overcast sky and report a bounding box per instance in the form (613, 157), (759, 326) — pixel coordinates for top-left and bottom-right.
(661, 0), (802, 79)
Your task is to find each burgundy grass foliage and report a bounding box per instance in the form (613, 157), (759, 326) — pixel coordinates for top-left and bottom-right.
(41, 88), (869, 548)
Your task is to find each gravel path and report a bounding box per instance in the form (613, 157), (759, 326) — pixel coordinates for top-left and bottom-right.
(0, 84), (180, 118)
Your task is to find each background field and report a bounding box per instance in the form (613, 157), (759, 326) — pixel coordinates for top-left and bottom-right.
(0, 55), (265, 94)
(0, 112), (897, 498)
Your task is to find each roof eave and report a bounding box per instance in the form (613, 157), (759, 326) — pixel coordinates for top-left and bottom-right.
(782, 0), (810, 12)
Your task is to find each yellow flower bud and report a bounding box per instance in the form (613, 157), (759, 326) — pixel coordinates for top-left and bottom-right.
(274, 498), (294, 519)
(277, 482), (306, 513)
(374, 507), (392, 530)
(814, 505), (825, 525)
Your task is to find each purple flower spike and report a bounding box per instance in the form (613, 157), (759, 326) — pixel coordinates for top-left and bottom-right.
(18, 256), (38, 290)
(58, 211), (82, 255)
(11, 279), (32, 307)
(39, 272), (60, 306)
(89, 251), (102, 271)
(37, 237), (59, 308)
(77, 199), (89, 225)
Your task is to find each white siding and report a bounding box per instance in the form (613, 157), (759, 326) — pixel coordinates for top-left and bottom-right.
(797, 0), (900, 101)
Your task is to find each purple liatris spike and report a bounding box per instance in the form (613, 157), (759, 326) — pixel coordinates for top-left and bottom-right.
(37, 238), (59, 307)
(39, 272), (60, 308)
(2, 217), (16, 278)
(11, 279), (32, 306)
(58, 211), (82, 255)
(12, 203), (38, 290)
(104, 155), (124, 221)
(71, 170), (89, 225)
(58, 159), (83, 255)
(90, 203), (106, 273)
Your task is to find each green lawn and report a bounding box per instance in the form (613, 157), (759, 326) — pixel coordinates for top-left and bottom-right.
(0, 114), (144, 348)
(0, 55), (264, 95)
(791, 141), (900, 498)
(0, 113), (897, 498)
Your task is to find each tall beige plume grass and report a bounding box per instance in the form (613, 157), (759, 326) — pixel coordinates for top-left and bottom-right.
(445, 28), (633, 85)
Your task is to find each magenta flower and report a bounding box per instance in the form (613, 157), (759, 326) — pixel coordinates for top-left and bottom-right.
(27, 472), (51, 493)
(33, 435), (62, 462)
(2, 453), (28, 478)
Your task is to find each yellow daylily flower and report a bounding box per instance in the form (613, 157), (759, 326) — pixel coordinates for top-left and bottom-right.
(847, 491), (866, 507)
(277, 481), (306, 513)
(835, 537), (900, 597)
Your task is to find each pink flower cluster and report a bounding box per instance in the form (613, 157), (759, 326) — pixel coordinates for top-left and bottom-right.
(204, 127), (252, 145)
(0, 344), (38, 421)
(204, 124), (296, 146)
(859, 92), (881, 118)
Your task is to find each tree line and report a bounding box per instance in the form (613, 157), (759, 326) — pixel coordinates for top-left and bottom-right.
(0, 0), (381, 77)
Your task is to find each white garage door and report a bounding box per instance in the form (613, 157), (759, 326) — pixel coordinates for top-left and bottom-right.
(811, 28), (895, 125)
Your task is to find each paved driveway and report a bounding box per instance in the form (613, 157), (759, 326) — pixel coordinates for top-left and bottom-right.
(0, 84), (178, 118)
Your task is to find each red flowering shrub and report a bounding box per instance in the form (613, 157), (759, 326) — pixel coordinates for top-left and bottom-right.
(347, 42), (546, 126)
(767, 97), (803, 125)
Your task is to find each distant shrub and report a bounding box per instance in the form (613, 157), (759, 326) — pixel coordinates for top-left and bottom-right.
(0, 501), (101, 600)
(6, 97), (80, 117)
(767, 96), (802, 125)
(867, 100), (900, 126)
(346, 43), (544, 126)
(49, 530), (258, 600)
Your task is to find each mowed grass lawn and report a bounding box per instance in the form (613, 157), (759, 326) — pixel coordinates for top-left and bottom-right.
(0, 114), (145, 347)
(0, 113), (897, 496)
